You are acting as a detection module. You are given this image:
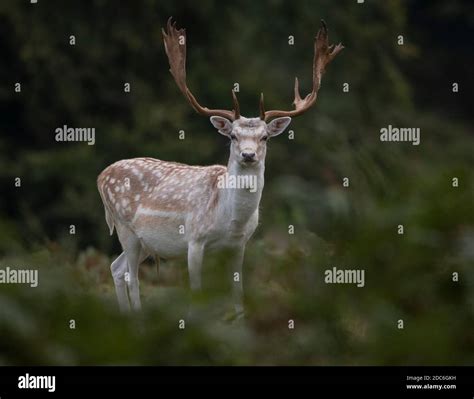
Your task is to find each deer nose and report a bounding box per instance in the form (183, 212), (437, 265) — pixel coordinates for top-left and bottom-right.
(241, 152), (256, 162)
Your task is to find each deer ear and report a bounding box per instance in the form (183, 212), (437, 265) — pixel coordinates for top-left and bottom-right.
(267, 117), (291, 137)
(210, 116), (233, 137)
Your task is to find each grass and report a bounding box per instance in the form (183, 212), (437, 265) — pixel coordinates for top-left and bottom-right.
(1, 216), (473, 366)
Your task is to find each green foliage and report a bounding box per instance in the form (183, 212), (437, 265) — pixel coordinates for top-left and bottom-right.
(0, 0), (472, 365)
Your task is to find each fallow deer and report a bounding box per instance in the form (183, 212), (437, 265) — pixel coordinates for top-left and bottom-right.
(97, 18), (343, 314)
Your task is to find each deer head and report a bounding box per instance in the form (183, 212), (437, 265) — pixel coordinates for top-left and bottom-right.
(162, 18), (343, 167)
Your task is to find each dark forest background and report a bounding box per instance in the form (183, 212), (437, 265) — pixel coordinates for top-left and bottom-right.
(0, 0), (472, 365)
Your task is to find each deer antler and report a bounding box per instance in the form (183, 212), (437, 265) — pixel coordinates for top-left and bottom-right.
(260, 20), (344, 121)
(162, 17), (240, 120)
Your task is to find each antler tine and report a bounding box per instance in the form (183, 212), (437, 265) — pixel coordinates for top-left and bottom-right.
(259, 93), (265, 120)
(293, 77), (302, 104)
(261, 20), (344, 121)
(162, 18), (240, 120)
(232, 90), (240, 119)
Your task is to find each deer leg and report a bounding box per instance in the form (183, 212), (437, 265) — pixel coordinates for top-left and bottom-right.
(116, 225), (143, 312)
(187, 241), (204, 291)
(186, 241), (205, 321)
(230, 245), (245, 316)
(126, 246), (148, 311)
(154, 255), (160, 279)
(110, 252), (130, 312)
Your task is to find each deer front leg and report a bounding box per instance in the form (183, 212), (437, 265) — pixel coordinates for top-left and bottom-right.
(230, 245), (245, 316)
(186, 241), (205, 320)
(187, 241), (204, 291)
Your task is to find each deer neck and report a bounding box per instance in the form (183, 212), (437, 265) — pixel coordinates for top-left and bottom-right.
(219, 158), (264, 230)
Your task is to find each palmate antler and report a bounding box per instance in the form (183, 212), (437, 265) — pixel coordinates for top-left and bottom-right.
(162, 18), (343, 122)
(162, 17), (240, 120)
(259, 20), (344, 121)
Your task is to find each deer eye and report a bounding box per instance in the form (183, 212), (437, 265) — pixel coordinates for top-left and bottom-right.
(261, 135), (268, 141)
(230, 134), (237, 141)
